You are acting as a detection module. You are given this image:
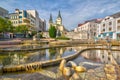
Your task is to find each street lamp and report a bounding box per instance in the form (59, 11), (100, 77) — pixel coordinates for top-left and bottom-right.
(106, 35), (111, 49)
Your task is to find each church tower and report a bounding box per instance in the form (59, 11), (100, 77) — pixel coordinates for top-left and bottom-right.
(49, 13), (53, 29)
(56, 10), (62, 25)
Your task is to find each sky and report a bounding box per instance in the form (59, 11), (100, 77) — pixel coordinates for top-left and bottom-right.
(0, 0), (120, 30)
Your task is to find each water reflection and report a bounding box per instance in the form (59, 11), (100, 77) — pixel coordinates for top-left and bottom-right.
(81, 50), (120, 64)
(1, 53), (27, 66)
(27, 47), (76, 62)
(3, 45), (42, 50)
(0, 47), (77, 66)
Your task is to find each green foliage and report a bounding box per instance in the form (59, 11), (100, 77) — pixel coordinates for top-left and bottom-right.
(0, 17), (13, 33)
(49, 48), (56, 55)
(27, 31), (37, 38)
(31, 31), (37, 36)
(14, 25), (29, 33)
(49, 25), (57, 38)
(2, 56), (12, 66)
(39, 32), (43, 38)
(56, 36), (70, 40)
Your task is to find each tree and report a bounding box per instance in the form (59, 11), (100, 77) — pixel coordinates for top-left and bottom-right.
(6, 20), (14, 32)
(14, 25), (29, 33)
(0, 17), (13, 33)
(49, 25), (57, 38)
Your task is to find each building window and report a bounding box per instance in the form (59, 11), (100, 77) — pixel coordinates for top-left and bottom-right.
(102, 55), (104, 58)
(103, 24), (105, 27)
(103, 29), (105, 31)
(19, 12), (22, 14)
(19, 21), (22, 23)
(24, 11), (27, 18)
(16, 21), (17, 24)
(108, 57), (111, 61)
(118, 20), (120, 23)
(117, 26), (120, 30)
(19, 16), (22, 18)
(16, 16), (17, 19)
(14, 16), (16, 19)
(90, 24), (91, 27)
(109, 22), (112, 25)
(109, 27), (112, 31)
(94, 33), (96, 36)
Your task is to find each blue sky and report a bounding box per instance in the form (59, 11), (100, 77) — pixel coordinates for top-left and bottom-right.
(0, 0), (120, 30)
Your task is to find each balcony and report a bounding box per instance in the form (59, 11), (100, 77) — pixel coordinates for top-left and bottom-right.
(20, 23), (31, 27)
(22, 18), (30, 23)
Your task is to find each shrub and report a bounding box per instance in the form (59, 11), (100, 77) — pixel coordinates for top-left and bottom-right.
(56, 36), (70, 40)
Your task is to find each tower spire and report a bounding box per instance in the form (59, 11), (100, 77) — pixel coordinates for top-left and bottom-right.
(57, 10), (62, 18)
(49, 13), (53, 23)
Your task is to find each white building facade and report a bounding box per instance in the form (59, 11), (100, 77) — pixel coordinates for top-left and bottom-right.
(116, 17), (120, 39)
(98, 12), (120, 40)
(27, 10), (46, 32)
(74, 19), (99, 39)
(9, 9), (36, 31)
(9, 9), (46, 32)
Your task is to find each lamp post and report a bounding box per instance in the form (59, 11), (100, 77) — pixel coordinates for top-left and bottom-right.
(106, 35), (118, 65)
(106, 36), (111, 49)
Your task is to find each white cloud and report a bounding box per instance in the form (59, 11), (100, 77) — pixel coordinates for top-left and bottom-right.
(62, 0), (120, 30)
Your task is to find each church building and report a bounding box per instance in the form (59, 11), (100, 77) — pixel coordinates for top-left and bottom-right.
(49, 11), (66, 36)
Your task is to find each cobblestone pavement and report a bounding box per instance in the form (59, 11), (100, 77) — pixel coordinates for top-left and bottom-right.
(76, 64), (120, 80)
